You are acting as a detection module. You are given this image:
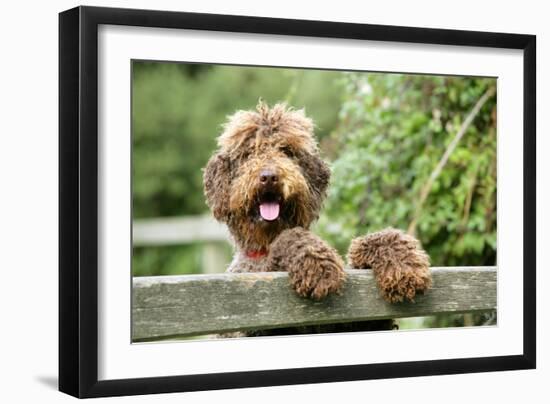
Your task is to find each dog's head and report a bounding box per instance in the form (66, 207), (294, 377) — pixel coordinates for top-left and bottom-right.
(203, 101), (330, 248)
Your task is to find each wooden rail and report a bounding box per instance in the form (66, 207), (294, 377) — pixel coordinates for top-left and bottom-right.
(133, 215), (229, 246)
(133, 215), (231, 274)
(132, 266), (497, 341)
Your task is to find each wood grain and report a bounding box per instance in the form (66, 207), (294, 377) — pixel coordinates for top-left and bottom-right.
(132, 266), (496, 340)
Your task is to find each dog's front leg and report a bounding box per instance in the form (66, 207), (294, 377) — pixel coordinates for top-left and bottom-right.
(347, 228), (432, 303)
(268, 227), (346, 300)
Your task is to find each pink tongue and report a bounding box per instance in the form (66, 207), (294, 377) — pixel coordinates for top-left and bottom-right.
(259, 202), (280, 221)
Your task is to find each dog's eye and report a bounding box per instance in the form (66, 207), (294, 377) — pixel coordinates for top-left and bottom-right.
(279, 146), (294, 158)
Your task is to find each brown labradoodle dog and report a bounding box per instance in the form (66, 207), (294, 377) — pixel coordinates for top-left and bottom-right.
(203, 101), (432, 335)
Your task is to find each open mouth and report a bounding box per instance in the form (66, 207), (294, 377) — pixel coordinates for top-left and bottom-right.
(258, 192), (282, 222)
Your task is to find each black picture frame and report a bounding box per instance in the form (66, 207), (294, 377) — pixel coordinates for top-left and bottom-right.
(59, 5), (536, 398)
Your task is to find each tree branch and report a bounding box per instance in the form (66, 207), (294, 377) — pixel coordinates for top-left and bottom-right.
(407, 86), (496, 236)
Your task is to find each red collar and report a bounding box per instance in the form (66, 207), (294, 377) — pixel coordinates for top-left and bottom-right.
(245, 249), (268, 259)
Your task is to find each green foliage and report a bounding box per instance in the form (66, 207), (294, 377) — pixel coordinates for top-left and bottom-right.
(132, 62), (344, 219)
(317, 73), (497, 266)
(133, 63), (497, 274)
(397, 311), (496, 329)
(132, 244), (203, 277)
(132, 243), (233, 277)
(132, 62), (345, 275)
(132, 64), (498, 330)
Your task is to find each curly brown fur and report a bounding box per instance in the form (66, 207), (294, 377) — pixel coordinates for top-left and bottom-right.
(348, 228), (432, 303)
(203, 101), (431, 337)
(204, 100), (330, 256)
(269, 228), (345, 300)
(203, 153), (232, 221)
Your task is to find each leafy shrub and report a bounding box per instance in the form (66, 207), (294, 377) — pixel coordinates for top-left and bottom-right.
(317, 73), (497, 266)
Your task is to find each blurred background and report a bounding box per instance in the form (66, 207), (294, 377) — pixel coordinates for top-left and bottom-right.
(132, 61), (497, 329)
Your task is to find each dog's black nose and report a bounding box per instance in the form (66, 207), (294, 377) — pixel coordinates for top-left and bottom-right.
(259, 169), (278, 185)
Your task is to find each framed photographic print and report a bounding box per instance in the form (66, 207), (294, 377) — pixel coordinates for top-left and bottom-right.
(59, 5), (536, 398)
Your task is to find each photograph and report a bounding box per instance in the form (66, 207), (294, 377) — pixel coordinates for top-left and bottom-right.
(55, 4), (537, 399)
(130, 61), (498, 342)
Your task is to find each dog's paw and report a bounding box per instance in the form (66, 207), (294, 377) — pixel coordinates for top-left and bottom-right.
(375, 261), (431, 303)
(269, 227), (346, 300)
(348, 228), (432, 303)
(289, 245), (346, 300)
